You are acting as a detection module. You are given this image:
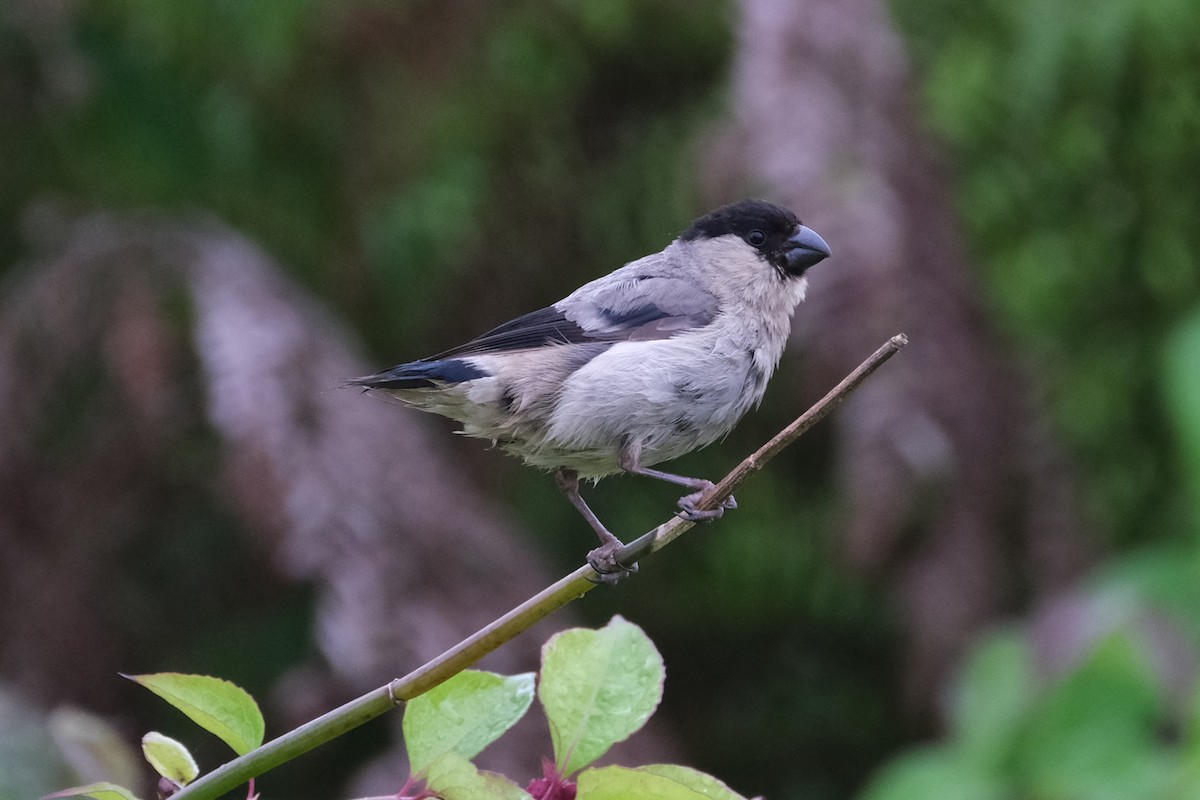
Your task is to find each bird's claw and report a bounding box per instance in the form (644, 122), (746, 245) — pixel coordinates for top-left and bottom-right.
(587, 542), (639, 584)
(676, 483), (736, 522)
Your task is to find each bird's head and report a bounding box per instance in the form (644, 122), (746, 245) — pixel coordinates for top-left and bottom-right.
(680, 199), (831, 280)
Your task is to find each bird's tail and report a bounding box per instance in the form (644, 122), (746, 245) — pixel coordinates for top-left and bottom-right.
(346, 358), (491, 417)
(348, 357), (488, 391)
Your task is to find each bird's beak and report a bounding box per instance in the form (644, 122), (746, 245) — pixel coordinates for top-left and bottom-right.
(782, 225), (832, 276)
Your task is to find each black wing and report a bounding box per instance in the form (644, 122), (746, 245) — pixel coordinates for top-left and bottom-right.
(435, 275), (719, 359)
(433, 306), (594, 359)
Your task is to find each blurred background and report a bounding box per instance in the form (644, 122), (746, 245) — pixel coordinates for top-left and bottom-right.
(2, 0), (1200, 798)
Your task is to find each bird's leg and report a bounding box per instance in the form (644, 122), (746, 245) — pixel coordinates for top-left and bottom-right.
(617, 445), (736, 522)
(555, 468), (637, 580)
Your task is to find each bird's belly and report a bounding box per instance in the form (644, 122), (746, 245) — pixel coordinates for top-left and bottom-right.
(537, 337), (768, 477)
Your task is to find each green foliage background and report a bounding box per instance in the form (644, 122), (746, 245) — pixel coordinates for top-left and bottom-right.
(3, 0), (1200, 798)
(896, 0), (1200, 552)
(870, 0), (1200, 797)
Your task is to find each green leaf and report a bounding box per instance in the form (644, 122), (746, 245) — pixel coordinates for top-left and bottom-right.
(141, 732), (198, 785)
(1095, 548), (1200, 645)
(1015, 632), (1169, 799)
(1164, 308), (1200, 515)
(1183, 681), (1200, 769)
(48, 708), (143, 791)
(950, 629), (1034, 766)
(123, 673), (264, 756)
(424, 752), (533, 800)
(42, 782), (142, 800)
(0, 690), (74, 800)
(403, 670), (535, 775)
(859, 747), (1008, 800)
(637, 765), (748, 799)
(577, 765), (740, 800)
(539, 616), (664, 776)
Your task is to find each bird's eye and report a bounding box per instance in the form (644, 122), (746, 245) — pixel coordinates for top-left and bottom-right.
(747, 229), (767, 247)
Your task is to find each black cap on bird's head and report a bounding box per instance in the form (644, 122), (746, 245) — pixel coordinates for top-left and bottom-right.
(680, 199), (832, 278)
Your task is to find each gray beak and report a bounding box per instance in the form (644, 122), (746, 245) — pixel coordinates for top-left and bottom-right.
(782, 225), (832, 275)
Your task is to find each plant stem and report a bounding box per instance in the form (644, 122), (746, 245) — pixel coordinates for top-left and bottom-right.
(170, 334), (907, 800)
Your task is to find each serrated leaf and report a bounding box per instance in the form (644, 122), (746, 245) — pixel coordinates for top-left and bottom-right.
(577, 766), (713, 800)
(141, 732), (198, 784)
(424, 752), (533, 800)
(123, 673), (264, 756)
(42, 781), (143, 800)
(403, 670), (535, 775)
(539, 616), (664, 776)
(638, 765), (748, 799)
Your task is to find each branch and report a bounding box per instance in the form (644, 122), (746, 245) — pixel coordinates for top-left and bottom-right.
(617, 333), (909, 563)
(170, 334), (907, 800)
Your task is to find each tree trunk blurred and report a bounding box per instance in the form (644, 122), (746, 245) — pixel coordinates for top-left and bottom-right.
(710, 0), (1094, 720)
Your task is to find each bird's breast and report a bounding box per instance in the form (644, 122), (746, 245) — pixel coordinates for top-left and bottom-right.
(534, 326), (781, 473)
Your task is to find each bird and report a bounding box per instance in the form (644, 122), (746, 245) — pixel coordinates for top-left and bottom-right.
(351, 199), (831, 577)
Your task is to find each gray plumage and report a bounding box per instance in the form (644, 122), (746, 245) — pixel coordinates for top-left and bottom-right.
(352, 199), (831, 574)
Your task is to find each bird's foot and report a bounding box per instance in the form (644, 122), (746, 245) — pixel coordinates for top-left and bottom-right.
(586, 538), (639, 584)
(677, 481), (736, 522)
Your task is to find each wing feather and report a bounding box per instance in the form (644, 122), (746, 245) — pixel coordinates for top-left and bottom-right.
(433, 306), (591, 358)
(432, 272), (718, 359)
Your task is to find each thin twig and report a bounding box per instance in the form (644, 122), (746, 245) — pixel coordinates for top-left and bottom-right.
(616, 332), (908, 563)
(169, 334), (907, 800)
